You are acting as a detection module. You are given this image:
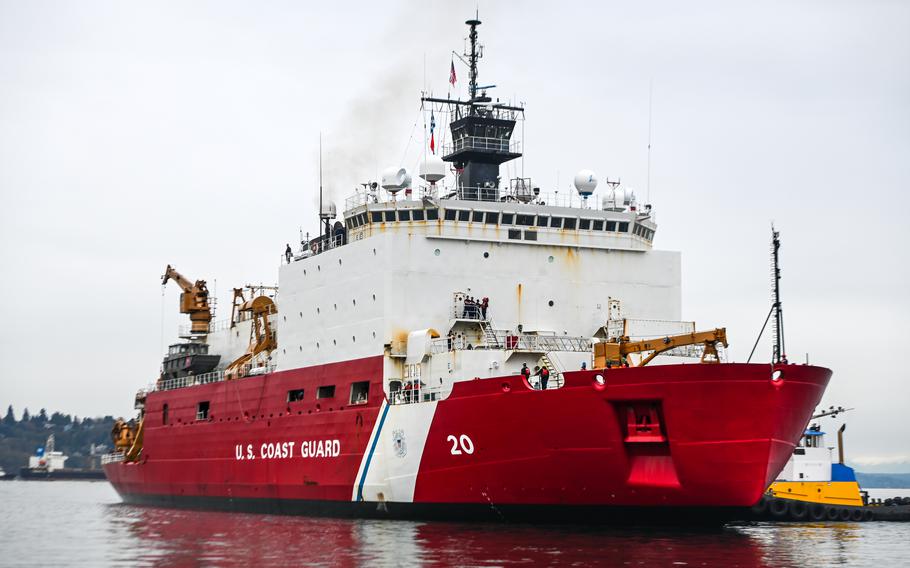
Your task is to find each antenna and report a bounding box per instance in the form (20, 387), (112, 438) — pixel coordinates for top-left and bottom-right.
(319, 132), (323, 235)
(646, 80), (653, 204)
(465, 16), (482, 100)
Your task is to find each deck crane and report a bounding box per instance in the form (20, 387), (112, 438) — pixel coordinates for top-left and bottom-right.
(594, 328), (728, 368)
(161, 264), (212, 335)
(225, 295), (277, 379)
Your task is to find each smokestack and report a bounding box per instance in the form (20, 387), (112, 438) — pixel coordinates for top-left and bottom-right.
(838, 423), (846, 464)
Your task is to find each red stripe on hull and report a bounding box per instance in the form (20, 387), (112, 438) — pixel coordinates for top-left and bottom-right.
(106, 360), (829, 515)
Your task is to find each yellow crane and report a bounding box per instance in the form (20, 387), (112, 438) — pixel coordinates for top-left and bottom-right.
(161, 264), (212, 335)
(225, 295), (277, 379)
(594, 328), (728, 368)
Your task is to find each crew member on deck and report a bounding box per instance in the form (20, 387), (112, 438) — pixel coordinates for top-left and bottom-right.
(521, 363), (531, 381)
(285, 243), (292, 264)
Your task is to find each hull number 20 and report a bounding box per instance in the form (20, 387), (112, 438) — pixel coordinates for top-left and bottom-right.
(447, 434), (475, 455)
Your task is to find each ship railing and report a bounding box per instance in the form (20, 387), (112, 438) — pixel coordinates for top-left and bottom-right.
(155, 363), (276, 392)
(101, 453), (124, 465)
(387, 383), (444, 405)
(344, 186), (441, 211)
(443, 136), (520, 155)
(431, 332), (591, 354)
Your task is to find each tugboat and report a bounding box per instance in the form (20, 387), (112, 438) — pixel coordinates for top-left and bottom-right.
(102, 15), (831, 523)
(750, 407), (910, 522)
(0, 467), (16, 481)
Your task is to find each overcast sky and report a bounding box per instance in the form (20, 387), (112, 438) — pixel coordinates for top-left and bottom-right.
(1, 1), (907, 470)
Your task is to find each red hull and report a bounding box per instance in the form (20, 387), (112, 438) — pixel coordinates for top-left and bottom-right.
(105, 358), (829, 520)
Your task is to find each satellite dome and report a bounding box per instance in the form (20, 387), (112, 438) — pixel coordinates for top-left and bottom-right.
(381, 167), (411, 194)
(419, 155), (446, 183)
(602, 187), (629, 211)
(573, 170), (598, 197)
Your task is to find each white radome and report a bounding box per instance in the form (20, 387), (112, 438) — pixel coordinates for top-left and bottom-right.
(419, 155), (446, 183)
(573, 169), (598, 197)
(381, 167), (412, 194)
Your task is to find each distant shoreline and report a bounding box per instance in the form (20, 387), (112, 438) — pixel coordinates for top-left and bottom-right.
(856, 472), (910, 488)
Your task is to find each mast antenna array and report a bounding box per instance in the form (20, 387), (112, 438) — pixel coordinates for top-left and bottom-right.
(771, 226), (786, 364)
(466, 16), (482, 100)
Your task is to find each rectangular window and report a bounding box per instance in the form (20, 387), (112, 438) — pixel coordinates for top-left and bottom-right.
(508, 229), (521, 239)
(350, 381), (369, 405)
(398, 210), (410, 222)
(606, 221), (617, 232)
(317, 385), (336, 399)
(472, 211), (485, 222)
(384, 211), (396, 222)
(358, 213), (367, 226)
(536, 216), (549, 227)
(412, 209), (424, 221)
(458, 210), (471, 222)
(593, 220), (604, 231)
(516, 214), (535, 226)
(287, 389), (305, 403)
(426, 208), (438, 221)
(550, 217), (563, 229)
(484, 211), (499, 224)
(579, 219), (591, 230)
(196, 401), (210, 421)
(563, 218), (577, 230)
(524, 230), (538, 241)
(618, 222), (630, 232)
(162, 403), (169, 425)
(501, 213), (514, 225)
(371, 211), (383, 223)
(444, 209), (457, 221)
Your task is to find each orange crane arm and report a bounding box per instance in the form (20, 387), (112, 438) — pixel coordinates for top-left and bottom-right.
(161, 264), (212, 335)
(594, 328), (728, 368)
(161, 264), (195, 291)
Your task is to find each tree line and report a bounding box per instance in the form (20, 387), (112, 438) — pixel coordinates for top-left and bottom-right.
(0, 405), (116, 472)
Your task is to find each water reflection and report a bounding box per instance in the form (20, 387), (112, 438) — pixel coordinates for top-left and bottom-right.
(107, 504), (778, 567)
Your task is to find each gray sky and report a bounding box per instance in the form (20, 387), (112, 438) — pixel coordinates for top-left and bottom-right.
(1, 1), (908, 471)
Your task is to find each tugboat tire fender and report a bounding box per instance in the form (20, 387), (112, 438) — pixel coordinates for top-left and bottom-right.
(849, 508), (864, 522)
(837, 508), (852, 522)
(788, 500), (809, 521)
(862, 509), (874, 522)
(751, 495), (769, 515)
(825, 506), (840, 521)
(769, 498), (789, 518)
(808, 503), (826, 521)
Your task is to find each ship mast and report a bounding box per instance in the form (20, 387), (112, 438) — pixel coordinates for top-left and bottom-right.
(467, 16), (480, 100)
(771, 226), (786, 364)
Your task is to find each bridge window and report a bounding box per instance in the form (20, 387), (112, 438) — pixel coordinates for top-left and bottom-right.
(444, 209), (457, 221)
(398, 210), (411, 221)
(317, 385), (336, 399)
(458, 210), (471, 222)
(508, 229), (521, 240)
(537, 215), (549, 227)
(426, 208), (439, 221)
(618, 222), (630, 232)
(563, 218), (577, 230)
(516, 214), (535, 226)
(384, 211), (396, 222)
(593, 220), (604, 231)
(196, 401), (210, 421)
(484, 211), (499, 224)
(287, 389), (305, 403)
(350, 381), (370, 405)
(472, 210), (485, 222)
(501, 213), (514, 225)
(606, 221), (617, 231)
(550, 217), (563, 228)
(371, 211), (383, 223)
(412, 209), (424, 221)
(524, 230), (538, 241)
(579, 219), (591, 230)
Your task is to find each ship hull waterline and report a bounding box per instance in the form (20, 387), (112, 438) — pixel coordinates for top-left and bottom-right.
(105, 359), (830, 523)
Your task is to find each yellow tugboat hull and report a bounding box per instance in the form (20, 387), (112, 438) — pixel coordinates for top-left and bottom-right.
(768, 481), (864, 507)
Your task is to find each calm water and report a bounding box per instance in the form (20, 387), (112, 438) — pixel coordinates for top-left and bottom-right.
(0, 482), (907, 567)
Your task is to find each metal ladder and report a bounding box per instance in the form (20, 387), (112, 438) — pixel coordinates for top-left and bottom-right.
(538, 353), (565, 389)
(480, 319), (499, 348)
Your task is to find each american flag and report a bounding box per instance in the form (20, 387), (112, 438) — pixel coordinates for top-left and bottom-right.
(449, 58), (457, 86)
(429, 110), (436, 154)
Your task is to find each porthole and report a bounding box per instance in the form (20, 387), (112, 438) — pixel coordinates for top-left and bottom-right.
(483, 252), (489, 258)
(548, 256), (554, 263)
(434, 248), (441, 256)
(548, 300), (555, 307)
(771, 370), (784, 382)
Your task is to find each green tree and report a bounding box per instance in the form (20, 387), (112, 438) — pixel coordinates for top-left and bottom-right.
(3, 405), (14, 425)
(21, 408), (30, 422)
